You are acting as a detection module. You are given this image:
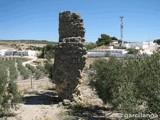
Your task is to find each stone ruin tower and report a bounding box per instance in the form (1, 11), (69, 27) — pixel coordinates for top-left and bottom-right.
(52, 11), (86, 100)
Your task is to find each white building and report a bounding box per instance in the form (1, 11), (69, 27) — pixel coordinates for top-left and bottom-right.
(0, 49), (8, 56)
(90, 49), (127, 54)
(123, 41), (157, 49)
(110, 40), (119, 46)
(87, 48), (128, 57)
(139, 50), (153, 55)
(124, 42), (148, 49)
(27, 50), (38, 57)
(0, 49), (38, 57)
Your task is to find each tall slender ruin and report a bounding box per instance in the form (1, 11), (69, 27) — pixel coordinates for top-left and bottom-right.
(52, 11), (86, 100)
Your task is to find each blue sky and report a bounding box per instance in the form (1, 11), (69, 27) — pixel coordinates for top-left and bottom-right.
(0, 0), (160, 42)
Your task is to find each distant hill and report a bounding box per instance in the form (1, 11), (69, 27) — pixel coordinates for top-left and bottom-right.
(0, 40), (58, 51)
(0, 40), (57, 44)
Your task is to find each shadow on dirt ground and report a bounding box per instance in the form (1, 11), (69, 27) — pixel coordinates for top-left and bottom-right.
(23, 90), (60, 105)
(68, 104), (112, 120)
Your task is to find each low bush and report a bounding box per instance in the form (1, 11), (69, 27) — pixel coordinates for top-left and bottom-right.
(44, 62), (53, 79)
(33, 69), (43, 80)
(36, 65), (48, 74)
(26, 64), (36, 73)
(127, 48), (139, 54)
(89, 51), (160, 115)
(17, 60), (30, 79)
(0, 58), (21, 116)
(85, 43), (96, 50)
(26, 64), (43, 80)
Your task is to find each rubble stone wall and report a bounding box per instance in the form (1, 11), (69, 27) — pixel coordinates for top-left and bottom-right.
(52, 11), (86, 100)
(59, 11), (85, 42)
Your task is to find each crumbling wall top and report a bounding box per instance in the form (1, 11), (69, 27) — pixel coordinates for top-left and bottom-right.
(59, 11), (85, 42)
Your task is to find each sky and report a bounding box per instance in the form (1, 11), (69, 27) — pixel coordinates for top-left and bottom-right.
(0, 0), (160, 42)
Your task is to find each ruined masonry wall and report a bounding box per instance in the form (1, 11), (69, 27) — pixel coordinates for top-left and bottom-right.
(59, 11), (85, 42)
(53, 11), (86, 100)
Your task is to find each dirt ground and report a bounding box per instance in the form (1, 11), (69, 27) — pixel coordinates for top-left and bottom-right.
(7, 90), (64, 120)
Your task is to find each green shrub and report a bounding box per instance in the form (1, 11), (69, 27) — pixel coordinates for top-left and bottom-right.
(17, 60), (30, 79)
(8, 59), (18, 80)
(26, 64), (44, 80)
(44, 62), (53, 79)
(84, 43), (96, 50)
(33, 69), (43, 80)
(127, 48), (139, 54)
(89, 52), (160, 115)
(0, 58), (21, 116)
(26, 64), (36, 73)
(7, 81), (21, 106)
(0, 69), (8, 115)
(38, 44), (55, 60)
(36, 65), (48, 74)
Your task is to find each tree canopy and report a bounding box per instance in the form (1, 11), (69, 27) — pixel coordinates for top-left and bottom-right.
(38, 44), (56, 60)
(154, 39), (160, 45)
(84, 43), (96, 50)
(96, 34), (113, 46)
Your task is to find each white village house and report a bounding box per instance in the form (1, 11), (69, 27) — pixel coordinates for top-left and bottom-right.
(123, 40), (158, 55)
(87, 47), (128, 57)
(87, 40), (159, 57)
(123, 41), (157, 49)
(0, 49), (8, 56)
(0, 49), (38, 57)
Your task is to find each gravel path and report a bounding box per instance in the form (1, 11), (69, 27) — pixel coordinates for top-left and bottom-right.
(22, 57), (37, 66)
